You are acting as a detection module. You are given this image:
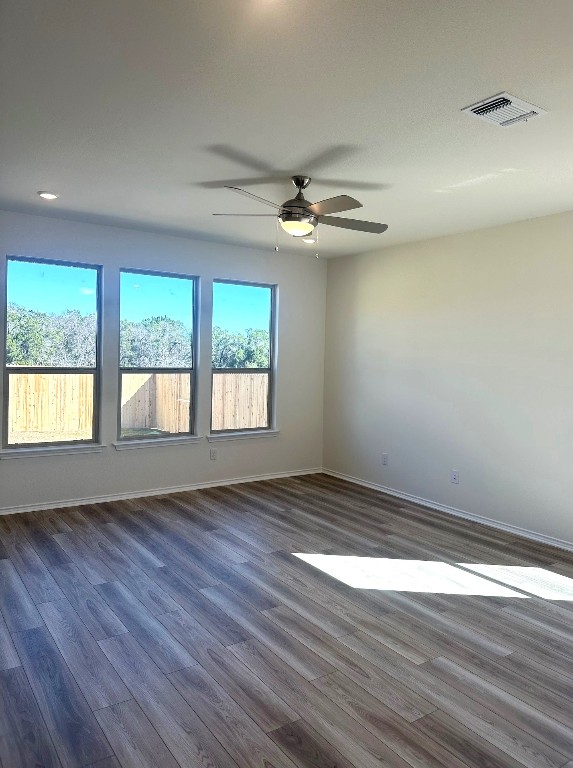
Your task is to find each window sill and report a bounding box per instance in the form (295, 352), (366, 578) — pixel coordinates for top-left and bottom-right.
(0, 444), (106, 460)
(207, 429), (279, 442)
(113, 435), (202, 450)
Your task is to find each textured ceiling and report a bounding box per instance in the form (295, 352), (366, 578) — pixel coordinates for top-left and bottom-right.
(1, 0), (573, 257)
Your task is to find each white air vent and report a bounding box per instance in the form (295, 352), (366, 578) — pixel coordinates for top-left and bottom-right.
(462, 92), (546, 127)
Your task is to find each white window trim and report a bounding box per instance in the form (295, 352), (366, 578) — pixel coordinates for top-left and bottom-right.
(113, 435), (202, 450)
(0, 444), (106, 460)
(207, 429), (279, 442)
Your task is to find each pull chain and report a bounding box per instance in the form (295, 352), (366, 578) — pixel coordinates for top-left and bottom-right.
(315, 227), (320, 259)
(274, 216), (279, 253)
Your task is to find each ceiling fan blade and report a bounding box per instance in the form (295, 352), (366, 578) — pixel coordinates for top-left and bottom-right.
(225, 186), (281, 210)
(320, 216), (388, 234)
(307, 195), (362, 216)
(202, 176), (386, 191)
(207, 145), (273, 173)
(201, 175), (288, 189)
(312, 177), (388, 191)
(212, 213), (277, 217)
(297, 145), (356, 172)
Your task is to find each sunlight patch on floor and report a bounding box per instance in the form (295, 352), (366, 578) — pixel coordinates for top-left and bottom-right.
(459, 564), (573, 600)
(292, 554), (528, 597)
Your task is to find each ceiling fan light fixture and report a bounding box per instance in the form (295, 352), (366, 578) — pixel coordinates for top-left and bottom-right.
(279, 212), (317, 237)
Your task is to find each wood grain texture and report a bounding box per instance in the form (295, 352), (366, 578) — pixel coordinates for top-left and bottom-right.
(49, 563), (128, 641)
(38, 599), (131, 710)
(95, 698), (180, 768)
(102, 521), (166, 570)
(5, 538), (64, 604)
(168, 664), (299, 768)
(96, 580), (196, 673)
(0, 666), (60, 768)
(158, 608), (298, 732)
(414, 709), (536, 768)
(3, 473), (573, 768)
(22, 523), (71, 567)
(269, 720), (357, 768)
(229, 640), (412, 768)
(265, 605), (436, 721)
(0, 558), (44, 632)
(99, 632), (239, 767)
(312, 671), (470, 768)
(66, 518), (181, 616)
(153, 566), (248, 645)
(0, 610), (21, 670)
(52, 532), (115, 585)
(202, 584), (336, 680)
(84, 758), (121, 768)
(13, 627), (113, 768)
(424, 655), (573, 757)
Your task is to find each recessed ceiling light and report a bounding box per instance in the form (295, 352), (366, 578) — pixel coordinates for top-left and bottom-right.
(37, 191), (59, 200)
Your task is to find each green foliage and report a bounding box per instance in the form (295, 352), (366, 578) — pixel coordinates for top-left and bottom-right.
(212, 327), (270, 368)
(7, 305), (270, 370)
(7, 305), (96, 366)
(120, 316), (193, 367)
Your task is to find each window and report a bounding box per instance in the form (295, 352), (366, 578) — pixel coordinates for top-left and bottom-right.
(211, 280), (275, 432)
(119, 270), (196, 439)
(4, 257), (100, 447)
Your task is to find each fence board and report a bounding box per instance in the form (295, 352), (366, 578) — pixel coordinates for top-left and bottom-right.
(8, 372), (93, 443)
(211, 372), (268, 431)
(9, 372), (267, 441)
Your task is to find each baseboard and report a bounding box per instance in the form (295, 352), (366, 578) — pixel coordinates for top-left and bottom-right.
(0, 467), (323, 516)
(323, 468), (573, 555)
(5, 465), (573, 556)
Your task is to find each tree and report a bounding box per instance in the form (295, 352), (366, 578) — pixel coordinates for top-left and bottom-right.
(120, 316), (192, 367)
(6, 305), (97, 366)
(7, 304), (269, 370)
(212, 327), (270, 368)
(6, 306), (45, 365)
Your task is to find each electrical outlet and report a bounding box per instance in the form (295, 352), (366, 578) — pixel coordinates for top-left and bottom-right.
(450, 470), (459, 484)
(382, 453), (389, 466)
(210, 448), (218, 461)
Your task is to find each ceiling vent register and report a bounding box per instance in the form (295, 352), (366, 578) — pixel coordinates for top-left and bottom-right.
(463, 92), (546, 127)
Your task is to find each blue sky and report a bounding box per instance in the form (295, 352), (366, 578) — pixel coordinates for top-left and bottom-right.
(8, 260), (271, 334)
(120, 271), (193, 329)
(8, 260), (98, 315)
(213, 281), (271, 333)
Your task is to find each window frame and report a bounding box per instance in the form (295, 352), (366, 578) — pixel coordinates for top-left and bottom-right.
(2, 254), (102, 449)
(210, 278), (276, 434)
(117, 267), (198, 442)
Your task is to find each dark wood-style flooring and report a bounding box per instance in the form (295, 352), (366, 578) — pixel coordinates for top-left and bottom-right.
(1, 473), (573, 768)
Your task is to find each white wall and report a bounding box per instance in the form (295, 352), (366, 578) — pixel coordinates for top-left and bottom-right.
(324, 211), (573, 545)
(0, 210), (326, 511)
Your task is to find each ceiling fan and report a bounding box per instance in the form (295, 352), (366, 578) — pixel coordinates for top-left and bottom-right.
(213, 175), (388, 239)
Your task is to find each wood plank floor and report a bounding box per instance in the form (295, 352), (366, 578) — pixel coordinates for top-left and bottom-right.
(1, 473), (573, 767)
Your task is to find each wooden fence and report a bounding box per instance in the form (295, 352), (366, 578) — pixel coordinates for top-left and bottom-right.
(8, 371), (268, 442)
(8, 372), (94, 443)
(121, 373), (191, 434)
(211, 372), (269, 431)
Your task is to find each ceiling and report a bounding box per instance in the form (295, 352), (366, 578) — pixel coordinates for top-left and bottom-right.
(1, 0), (573, 258)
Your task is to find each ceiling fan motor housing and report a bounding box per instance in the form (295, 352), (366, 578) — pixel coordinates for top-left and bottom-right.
(279, 198), (318, 236)
(279, 176), (318, 236)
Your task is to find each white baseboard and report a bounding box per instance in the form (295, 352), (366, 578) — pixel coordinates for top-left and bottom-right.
(5, 465), (573, 556)
(323, 468), (573, 555)
(0, 467), (322, 516)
